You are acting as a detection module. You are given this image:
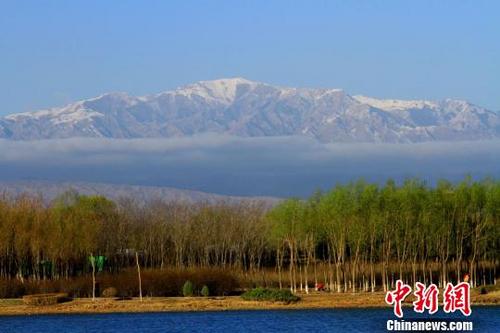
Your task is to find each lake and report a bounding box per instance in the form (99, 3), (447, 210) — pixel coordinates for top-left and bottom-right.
(0, 307), (499, 332)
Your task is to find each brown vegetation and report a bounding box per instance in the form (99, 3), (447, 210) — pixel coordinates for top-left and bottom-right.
(0, 178), (498, 300)
(22, 293), (68, 306)
(0, 268), (238, 298)
(0, 286), (498, 316)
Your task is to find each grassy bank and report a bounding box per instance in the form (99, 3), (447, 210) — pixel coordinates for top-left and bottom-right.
(0, 288), (498, 316)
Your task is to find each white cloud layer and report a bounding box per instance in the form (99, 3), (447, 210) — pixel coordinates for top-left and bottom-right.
(1, 135), (500, 197)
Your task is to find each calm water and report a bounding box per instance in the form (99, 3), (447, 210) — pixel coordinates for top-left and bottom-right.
(0, 307), (499, 333)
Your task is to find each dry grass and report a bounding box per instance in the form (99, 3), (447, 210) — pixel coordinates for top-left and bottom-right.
(22, 293), (70, 306)
(0, 293), (387, 316)
(0, 299), (23, 306)
(473, 290), (500, 305)
(0, 287), (498, 316)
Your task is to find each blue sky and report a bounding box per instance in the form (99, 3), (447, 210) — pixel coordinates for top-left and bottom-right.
(1, 0), (499, 116)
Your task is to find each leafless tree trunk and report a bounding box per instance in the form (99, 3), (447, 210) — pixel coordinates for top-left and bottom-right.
(90, 253), (96, 301)
(136, 252), (143, 301)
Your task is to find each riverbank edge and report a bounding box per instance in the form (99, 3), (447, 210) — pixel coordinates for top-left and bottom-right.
(0, 292), (498, 316)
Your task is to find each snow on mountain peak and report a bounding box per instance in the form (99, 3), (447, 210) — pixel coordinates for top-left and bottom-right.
(4, 101), (104, 125)
(353, 95), (438, 110)
(172, 77), (260, 104)
(0, 78), (498, 143)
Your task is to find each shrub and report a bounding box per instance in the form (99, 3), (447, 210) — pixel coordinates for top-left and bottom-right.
(201, 285), (210, 297)
(0, 279), (26, 298)
(102, 287), (118, 298)
(241, 288), (300, 304)
(182, 280), (194, 297)
(59, 277), (93, 298)
(0, 268), (239, 298)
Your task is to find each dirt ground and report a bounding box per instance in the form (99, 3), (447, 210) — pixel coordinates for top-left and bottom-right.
(0, 289), (498, 316)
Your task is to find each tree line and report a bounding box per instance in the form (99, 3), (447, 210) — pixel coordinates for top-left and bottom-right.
(0, 178), (498, 293)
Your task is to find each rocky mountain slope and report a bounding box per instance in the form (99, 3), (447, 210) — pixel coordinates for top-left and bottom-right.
(1, 78), (498, 143)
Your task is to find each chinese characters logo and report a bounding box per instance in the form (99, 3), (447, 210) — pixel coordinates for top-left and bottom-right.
(385, 280), (471, 318)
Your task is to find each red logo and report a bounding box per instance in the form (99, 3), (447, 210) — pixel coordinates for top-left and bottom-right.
(386, 280), (471, 318)
(413, 282), (439, 315)
(443, 282), (471, 316)
(385, 280), (412, 318)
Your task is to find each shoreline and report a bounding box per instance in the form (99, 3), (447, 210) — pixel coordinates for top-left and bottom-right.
(0, 292), (498, 316)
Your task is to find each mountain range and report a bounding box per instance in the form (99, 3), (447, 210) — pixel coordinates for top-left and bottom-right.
(1, 78), (498, 143)
(0, 181), (279, 205)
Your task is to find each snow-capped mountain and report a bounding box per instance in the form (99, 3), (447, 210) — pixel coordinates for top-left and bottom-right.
(1, 78), (498, 143)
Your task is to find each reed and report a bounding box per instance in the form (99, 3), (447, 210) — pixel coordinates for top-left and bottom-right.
(22, 293), (69, 306)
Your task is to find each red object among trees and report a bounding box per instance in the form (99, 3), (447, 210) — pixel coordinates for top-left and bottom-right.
(315, 283), (325, 291)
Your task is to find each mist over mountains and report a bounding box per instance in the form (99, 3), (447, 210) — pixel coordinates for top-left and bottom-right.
(1, 78), (499, 143)
(1, 136), (499, 197)
(1, 78), (499, 197)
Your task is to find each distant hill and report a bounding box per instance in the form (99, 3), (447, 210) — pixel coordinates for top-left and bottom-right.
(1, 78), (498, 143)
(0, 181), (280, 205)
